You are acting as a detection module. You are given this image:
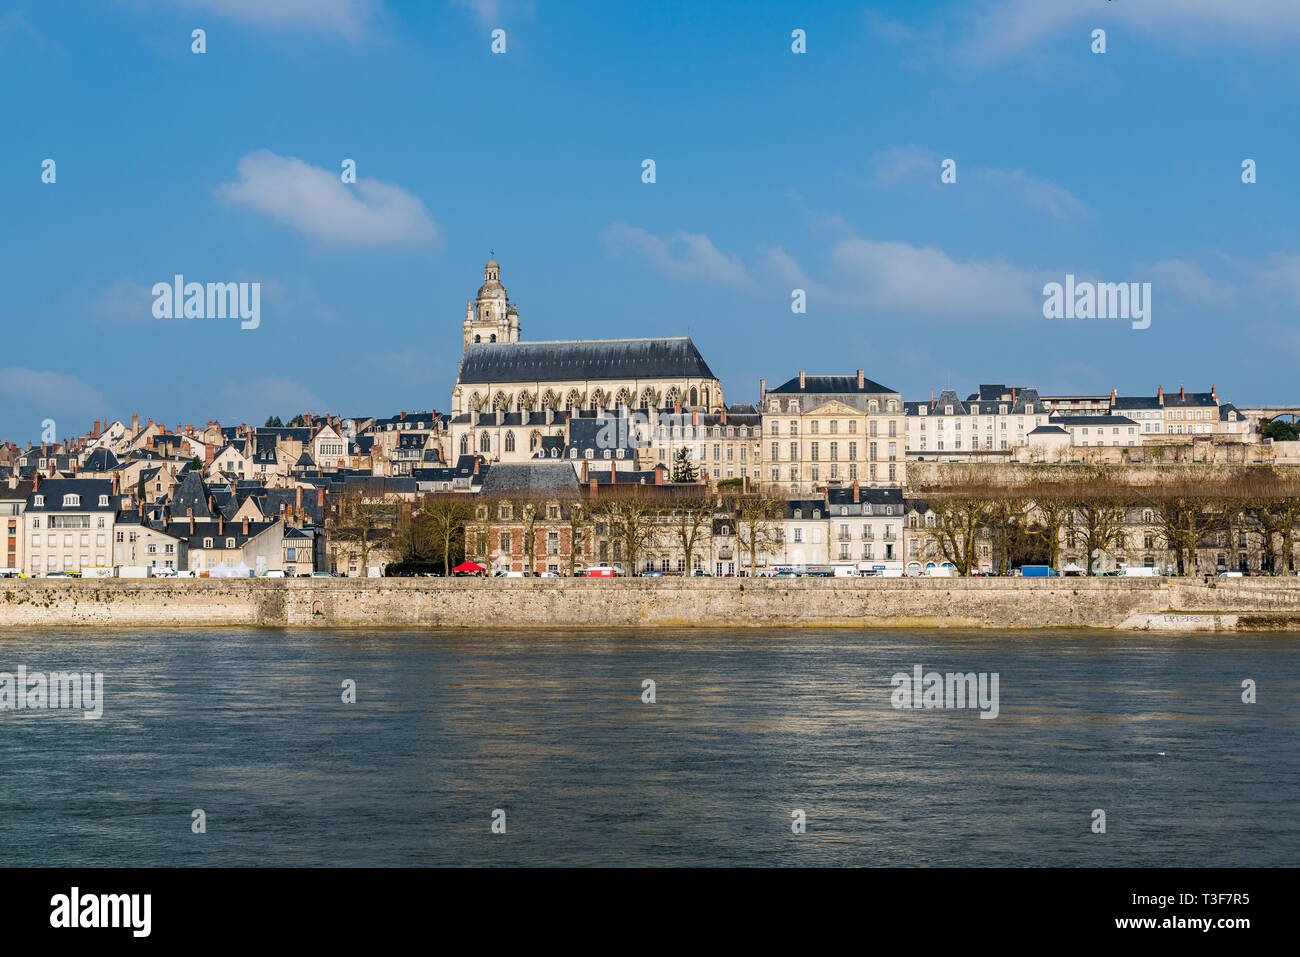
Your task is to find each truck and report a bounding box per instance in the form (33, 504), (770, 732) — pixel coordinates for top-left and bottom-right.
(856, 561), (905, 578)
(116, 566), (153, 579)
(1018, 565), (1059, 578)
(1122, 566), (1161, 577)
(82, 567), (115, 579)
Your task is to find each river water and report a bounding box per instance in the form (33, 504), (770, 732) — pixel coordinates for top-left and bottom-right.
(0, 628), (1295, 866)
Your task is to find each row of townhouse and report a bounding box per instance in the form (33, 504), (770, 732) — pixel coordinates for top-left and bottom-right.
(463, 461), (1300, 578)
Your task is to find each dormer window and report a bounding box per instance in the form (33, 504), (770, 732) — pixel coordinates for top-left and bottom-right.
(33, 495), (44, 507)
(970, 405), (979, 415)
(840, 507), (847, 515)
(98, 495), (109, 507)
(63, 494), (80, 507)
(203, 537), (213, 548)
(226, 538), (236, 548)
(794, 509), (802, 519)
(602, 450), (611, 459)
(945, 406), (953, 415)
(813, 510), (821, 519)
(1025, 405), (1034, 414)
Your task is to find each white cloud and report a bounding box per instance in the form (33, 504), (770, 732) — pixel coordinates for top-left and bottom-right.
(1139, 259), (1238, 307)
(963, 0), (1300, 62)
(220, 379), (327, 422)
(977, 167), (1087, 220)
(219, 150), (438, 245)
(157, 0), (378, 39)
(95, 279), (157, 323)
(828, 236), (1040, 318)
(601, 223), (753, 288)
(0, 368), (108, 417)
(451, 0), (503, 27)
(869, 147), (1087, 219)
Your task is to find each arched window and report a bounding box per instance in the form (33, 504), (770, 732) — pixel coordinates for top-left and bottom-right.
(702, 388), (710, 409)
(640, 387), (656, 409)
(474, 334), (481, 343)
(480, 432), (491, 453)
(530, 431), (541, 451)
(459, 435), (469, 456)
(504, 431), (515, 453)
(689, 387), (698, 407)
(566, 389), (582, 410)
(489, 334), (497, 343)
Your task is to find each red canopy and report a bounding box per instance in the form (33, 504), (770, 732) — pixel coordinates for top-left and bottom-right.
(452, 562), (484, 572)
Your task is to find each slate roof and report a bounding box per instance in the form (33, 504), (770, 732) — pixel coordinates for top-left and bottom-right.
(824, 487), (906, 514)
(26, 479), (120, 512)
(458, 337), (716, 384)
(1050, 415), (1139, 426)
(169, 471), (215, 519)
(479, 463), (581, 496)
(769, 373), (896, 395)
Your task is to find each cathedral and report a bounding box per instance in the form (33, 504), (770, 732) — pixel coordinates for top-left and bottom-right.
(448, 261), (725, 464)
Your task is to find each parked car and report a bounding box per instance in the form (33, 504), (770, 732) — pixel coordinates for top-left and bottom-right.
(264, 570), (286, 578)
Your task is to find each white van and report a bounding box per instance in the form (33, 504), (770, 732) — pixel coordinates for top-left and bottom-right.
(832, 566), (860, 577)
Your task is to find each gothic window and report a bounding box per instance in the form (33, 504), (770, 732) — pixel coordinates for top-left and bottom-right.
(640, 387), (656, 409)
(530, 431), (541, 451)
(489, 334), (497, 343)
(566, 389), (583, 410)
(474, 334), (481, 343)
(615, 388), (632, 408)
(480, 432), (491, 453)
(689, 387), (698, 407)
(459, 435), (469, 456)
(504, 432), (516, 453)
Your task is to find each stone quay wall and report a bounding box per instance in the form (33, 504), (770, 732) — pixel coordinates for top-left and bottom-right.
(5, 577), (1300, 630)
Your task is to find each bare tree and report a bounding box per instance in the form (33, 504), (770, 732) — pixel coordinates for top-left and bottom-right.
(420, 494), (475, 575)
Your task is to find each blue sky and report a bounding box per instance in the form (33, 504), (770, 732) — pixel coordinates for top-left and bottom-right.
(3, 0), (1299, 443)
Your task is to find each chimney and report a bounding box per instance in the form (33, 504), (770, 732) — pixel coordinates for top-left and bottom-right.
(317, 488), (324, 508)
(1211, 384), (1217, 401)
(112, 473), (119, 495)
(32, 472), (40, 492)
(188, 508), (194, 534)
(204, 443), (214, 466)
(400, 411), (406, 420)
(242, 515), (249, 535)
(674, 400), (681, 415)
(654, 466), (663, 485)
(611, 460), (617, 482)
(296, 486), (303, 511)
(691, 409), (699, 426)
(580, 459), (589, 483)
(853, 481), (860, 503)
(1157, 385), (1164, 404)
(218, 514), (224, 534)
(41, 441), (46, 456)
(1110, 388), (1117, 402)
(799, 370), (806, 389)
(1180, 384), (1185, 399)
(48, 463), (55, 478)
(721, 407), (727, 425)
(589, 477), (597, 497)
(857, 369), (864, 389)
(473, 457), (480, 474)
(131, 413), (139, 433)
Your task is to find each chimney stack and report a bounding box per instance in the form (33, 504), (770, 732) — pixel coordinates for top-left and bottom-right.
(759, 378), (766, 403)
(610, 460), (617, 482)
(721, 407), (727, 426)
(1157, 385), (1164, 404)
(131, 413), (139, 433)
(589, 477), (597, 497)
(857, 369), (864, 390)
(242, 515), (249, 535)
(188, 508), (195, 534)
(654, 466), (663, 485)
(581, 459), (589, 483)
(853, 480), (860, 504)
(1180, 384), (1185, 399)
(317, 488), (324, 508)
(799, 370), (806, 389)
(692, 409), (699, 427)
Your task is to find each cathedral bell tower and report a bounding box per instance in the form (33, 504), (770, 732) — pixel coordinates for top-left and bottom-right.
(462, 260), (521, 348)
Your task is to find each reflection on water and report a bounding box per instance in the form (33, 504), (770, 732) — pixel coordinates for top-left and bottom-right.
(0, 628), (1295, 866)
